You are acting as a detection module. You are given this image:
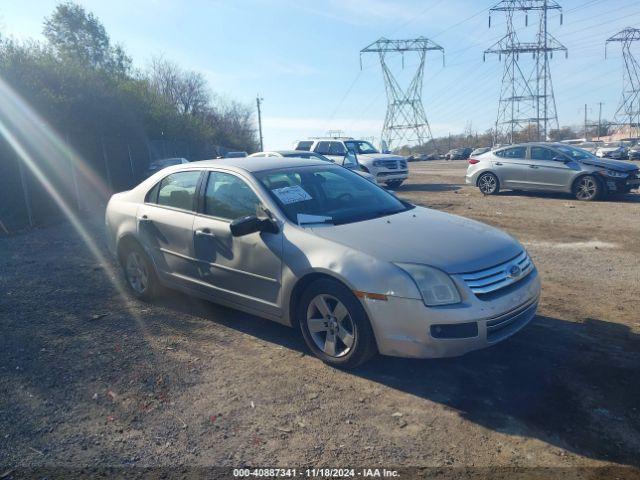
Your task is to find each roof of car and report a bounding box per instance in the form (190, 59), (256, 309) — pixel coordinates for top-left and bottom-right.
(183, 156), (326, 173)
(496, 142), (580, 149)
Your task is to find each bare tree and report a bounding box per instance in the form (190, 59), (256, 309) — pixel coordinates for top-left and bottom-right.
(148, 56), (209, 116)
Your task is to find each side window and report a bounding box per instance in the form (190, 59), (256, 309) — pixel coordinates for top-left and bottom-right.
(530, 147), (556, 161)
(314, 141), (331, 155)
(329, 142), (347, 155)
(154, 171), (201, 211)
(295, 141), (313, 151)
(496, 147), (526, 159)
(204, 172), (261, 220)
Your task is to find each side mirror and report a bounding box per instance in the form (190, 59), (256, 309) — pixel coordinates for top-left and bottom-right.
(230, 215), (278, 237)
(553, 156), (570, 163)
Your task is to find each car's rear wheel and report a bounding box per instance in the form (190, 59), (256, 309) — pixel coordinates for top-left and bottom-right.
(478, 172), (500, 195)
(574, 175), (601, 201)
(298, 278), (377, 368)
(122, 243), (160, 300)
(386, 180), (403, 189)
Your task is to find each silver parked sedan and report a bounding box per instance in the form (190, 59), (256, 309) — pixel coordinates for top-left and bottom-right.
(466, 142), (640, 201)
(106, 157), (540, 368)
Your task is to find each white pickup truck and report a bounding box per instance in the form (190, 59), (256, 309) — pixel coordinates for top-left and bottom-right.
(294, 138), (409, 188)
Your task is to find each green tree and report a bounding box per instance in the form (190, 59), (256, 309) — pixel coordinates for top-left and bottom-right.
(43, 1), (131, 75)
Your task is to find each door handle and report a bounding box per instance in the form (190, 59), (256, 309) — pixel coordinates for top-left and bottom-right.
(529, 165), (539, 169)
(195, 229), (216, 238)
(495, 162), (503, 166)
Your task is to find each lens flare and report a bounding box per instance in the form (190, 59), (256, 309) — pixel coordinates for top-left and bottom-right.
(0, 76), (148, 335)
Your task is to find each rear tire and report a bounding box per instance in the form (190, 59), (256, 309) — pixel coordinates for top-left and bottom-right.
(298, 278), (377, 369)
(477, 172), (500, 195)
(573, 175), (602, 201)
(121, 242), (160, 301)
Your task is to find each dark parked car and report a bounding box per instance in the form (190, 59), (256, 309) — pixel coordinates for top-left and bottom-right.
(408, 153), (438, 161)
(628, 144), (640, 160)
(144, 158), (189, 179)
(446, 148), (473, 160)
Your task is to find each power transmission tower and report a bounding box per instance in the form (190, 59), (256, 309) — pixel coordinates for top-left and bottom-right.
(485, 0), (567, 145)
(360, 37), (444, 152)
(606, 28), (640, 139)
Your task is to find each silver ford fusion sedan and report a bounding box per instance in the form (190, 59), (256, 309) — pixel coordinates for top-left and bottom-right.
(106, 157), (540, 368)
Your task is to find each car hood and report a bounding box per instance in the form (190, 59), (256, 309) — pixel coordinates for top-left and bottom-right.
(309, 207), (522, 274)
(359, 153), (406, 161)
(579, 157), (638, 172)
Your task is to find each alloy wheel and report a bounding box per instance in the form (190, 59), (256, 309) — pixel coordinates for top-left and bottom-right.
(576, 176), (597, 200)
(479, 174), (497, 194)
(126, 251), (148, 294)
(306, 294), (355, 357)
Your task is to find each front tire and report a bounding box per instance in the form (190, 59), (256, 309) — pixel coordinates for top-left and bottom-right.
(386, 180), (403, 189)
(298, 279), (377, 368)
(121, 242), (160, 301)
(574, 175), (602, 201)
(477, 172), (500, 195)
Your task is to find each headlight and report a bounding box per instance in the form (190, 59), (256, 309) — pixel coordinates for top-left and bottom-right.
(373, 160), (384, 167)
(601, 169), (628, 178)
(395, 263), (461, 306)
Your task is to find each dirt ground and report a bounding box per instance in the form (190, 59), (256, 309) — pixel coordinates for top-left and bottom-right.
(1, 161), (639, 475)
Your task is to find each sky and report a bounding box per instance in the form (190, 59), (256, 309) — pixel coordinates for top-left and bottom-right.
(0, 0), (638, 150)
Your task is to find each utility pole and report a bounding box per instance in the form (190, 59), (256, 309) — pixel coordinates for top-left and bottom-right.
(597, 102), (604, 139)
(584, 104), (588, 140)
(256, 95), (264, 151)
(360, 37), (445, 152)
(485, 0), (567, 145)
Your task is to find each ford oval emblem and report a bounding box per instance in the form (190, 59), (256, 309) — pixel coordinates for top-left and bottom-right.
(507, 264), (522, 279)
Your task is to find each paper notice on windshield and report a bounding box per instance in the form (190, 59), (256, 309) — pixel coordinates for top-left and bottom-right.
(272, 185), (312, 205)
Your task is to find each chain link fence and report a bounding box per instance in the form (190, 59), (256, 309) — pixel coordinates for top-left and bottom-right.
(0, 132), (234, 233)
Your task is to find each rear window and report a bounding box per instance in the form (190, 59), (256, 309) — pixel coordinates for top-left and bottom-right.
(495, 147), (526, 159)
(148, 171), (201, 211)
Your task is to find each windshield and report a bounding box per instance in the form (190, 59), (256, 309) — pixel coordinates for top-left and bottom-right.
(344, 140), (379, 155)
(554, 145), (595, 160)
(256, 164), (411, 226)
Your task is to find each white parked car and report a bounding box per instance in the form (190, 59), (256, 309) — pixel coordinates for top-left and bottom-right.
(248, 150), (376, 183)
(294, 138), (408, 189)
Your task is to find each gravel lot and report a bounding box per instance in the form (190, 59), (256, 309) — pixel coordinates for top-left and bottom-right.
(1, 161), (639, 475)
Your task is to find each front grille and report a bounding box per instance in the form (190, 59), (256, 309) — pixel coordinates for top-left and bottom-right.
(379, 160), (399, 169)
(461, 251), (533, 296)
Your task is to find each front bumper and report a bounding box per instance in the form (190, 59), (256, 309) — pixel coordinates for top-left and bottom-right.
(374, 169), (408, 183)
(361, 268), (541, 359)
(601, 173), (640, 193)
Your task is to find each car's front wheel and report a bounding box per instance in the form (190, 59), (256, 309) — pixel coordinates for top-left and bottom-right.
(121, 243), (160, 300)
(298, 278), (377, 368)
(386, 180), (403, 189)
(477, 172), (500, 195)
(574, 175), (602, 201)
